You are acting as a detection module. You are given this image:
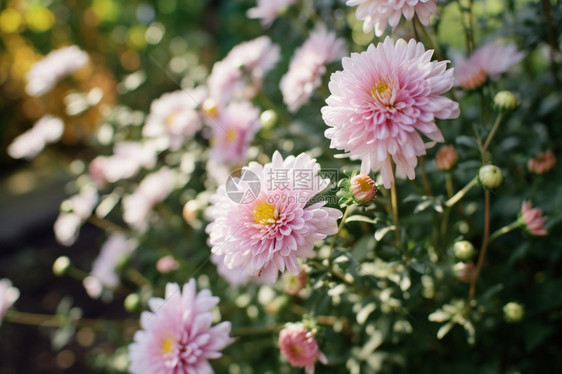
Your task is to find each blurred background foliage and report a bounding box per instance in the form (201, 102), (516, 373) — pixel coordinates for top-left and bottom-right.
(1, 0), (562, 373)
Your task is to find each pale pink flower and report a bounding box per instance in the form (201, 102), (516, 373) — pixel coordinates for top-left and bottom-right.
(282, 267), (307, 295)
(247, 0), (297, 28)
(211, 253), (253, 287)
(90, 141), (158, 184)
(435, 144), (459, 171)
(347, 0), (438, 37)
(54, 188), (98, 246)
(123, 168), (175, 231)
(279, 323), (327, 374)
(0, 279), (20, 324)
(7, 115), (64, 160)
(322, 37), (459, 188)
(454, 42), (525, 90)
(26, 45), (89, 96)
(208, 36), (280, 105)
(281, 28), (347, 113)
(209, 101), (260, 165)
(129, 280), (234, 374)
(83, 234), (136, 298)
(453, 262), (476, 283)
(205, 151), (342, 283)
(156, 255), (180, 274)
(143, 88), (207, 150)
(527, 150), (556, 175)
(520, 201), (548, 236)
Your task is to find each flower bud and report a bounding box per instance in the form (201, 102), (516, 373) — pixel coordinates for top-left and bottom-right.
(453, 240), (475, 260)
(282, 268), (307, 295)
(182, 200), (199, 223)
(435, 145), (459, 171)
(53, 256), (72, 277)
(453, 262), (476, 283)
(156, 255), (179, 274)
(201, 98), (219, 118)
(493, 91), (517, 112)
(527, 150), (556, 175)
(349, 173), (377, 205)
(503, 301), (524, 323)
(124, 293), (141, 312)
(260, 109), (278, 129)
(478, 165), (503, 189)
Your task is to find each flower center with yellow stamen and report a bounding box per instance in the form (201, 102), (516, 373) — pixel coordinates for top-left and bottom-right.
(162, 337), (173, 354)
(226, 129), (236, 142)
(370, 81), (393, 107)
(289, 344), (303, 357)
(165, 112), (178, 127)
(253, 202), (276, 225)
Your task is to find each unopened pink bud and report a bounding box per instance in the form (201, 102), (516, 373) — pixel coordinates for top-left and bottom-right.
(349, 173), (377, 204)
(435, 145), (459, 171)
(156, 255), (179, 274)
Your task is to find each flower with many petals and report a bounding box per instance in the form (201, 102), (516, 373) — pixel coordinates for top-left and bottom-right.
(208, 36), (280, 105)
(527, 150), (556, 175)
(347, 0), (438, 37)
(143, 88), (207, 150)
(322, 37), (459, 188)
(453, 42), (525, 90)
(129, 280), (234, 374)
(205, 151), (342, 283)
(279, 323), (327, 374)
(280, 28), (347, 113)
(247, 0), (297, 28)
(0, 279), (20, 324)
(520, 201), (548, 236)
(26, 45), (89, 96)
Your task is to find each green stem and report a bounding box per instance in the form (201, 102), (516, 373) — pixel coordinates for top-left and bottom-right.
(482, 113), (504, 156)
(489, 220), (523, 242)
(468, 189), (490, 307)
(419, 156), (432, 196)
(445, 177), (478, 207)
(390, 181), (401, 248)
(4, 310), (139, 330)
(329, 205), (351, 264)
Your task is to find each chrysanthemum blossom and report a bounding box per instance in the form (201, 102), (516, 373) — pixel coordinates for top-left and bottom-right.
(26, 45), (89, 96)
(84, 234), (136, 298)
(143, 88), (207, 150)
(520, 201), (548, 236)
(205, 151), (342, 283)
(247, 0), (297, 28)
(527, 150), (556, 175)
(209, 101), (261, 165)
(211, 253), (253, 287)
(208, 36), (280, 105)
(129, 280), (234, 374)
(279, 323), (327, 374)
(347, 0), (438, 37)
(281, 28), (347, 113)
(322, 37), (459, 189)
(7, 115), (64, 160)
(0, 279), (20, 324)
(454, 42), (525, 90)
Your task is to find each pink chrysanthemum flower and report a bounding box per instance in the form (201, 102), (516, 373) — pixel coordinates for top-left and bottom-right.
(205, 151), (342, 283)
(279, 323), (327, 374)
(527, 150), (556, 175)
(129, 280), (234, 374)
(143, 88), (207, 150)
(0, 279), (20, 324)
(7, 115), (64, 160)
(208, 36), (280, 105)
(247, 0), (297, 28)
(322, 37), (459, 188)
(83, 234), (137, 298)
(520, 201), (548, 236)
(211, 253), (253, 287)
(454, 42), (525, 90)
(26, 45), (89, 97)
(347, 0), (438, 37)
(209, 101), (261, 165)
(281, 28), (347, 113)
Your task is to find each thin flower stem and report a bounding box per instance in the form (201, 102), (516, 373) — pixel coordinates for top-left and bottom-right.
(482, 113), (504, 155)
(390, 181), (401, 248)
(419, 156), (432, 196)
(328, 205), (351, 268)
(445, 177), (478, 207)
(88, 215), (130, 234)
(4, 310), (139, 330)
(126, 268), (153, 288)
(468, 189), (490, 306)
(542, 0), (560, 88)
(489, 220), (522, 242)
(414, 15), (443, 61)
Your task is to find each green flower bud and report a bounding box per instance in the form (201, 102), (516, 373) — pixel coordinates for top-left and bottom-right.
(260, 109), (278, 129)
(453, 240), (475, 260)
(52, 256), (71, 277)
(478, 164), (503, 189)
(124, 293), (141, 312)
(503, 301), (524, 323)
(494, 91), (518, 112)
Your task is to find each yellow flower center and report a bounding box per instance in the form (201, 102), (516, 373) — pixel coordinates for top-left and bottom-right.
(226, 129), (236, 142)
(165, 112), (178, 127)
(162, 337), (173, 354)
(370, 81), (393, 107)
(253, 202), (276, 225)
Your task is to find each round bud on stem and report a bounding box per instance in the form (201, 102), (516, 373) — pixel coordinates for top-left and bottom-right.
(124, 293), (141, 312)
(453, 240), (475, 260)
(493, 91), (518, 112)
(53, 256), (72, 277)
(349, 173), (377, 205)
(260, 109), (278, 129)
(478, 165), (503, 189)
(503, 301), (524, 323)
